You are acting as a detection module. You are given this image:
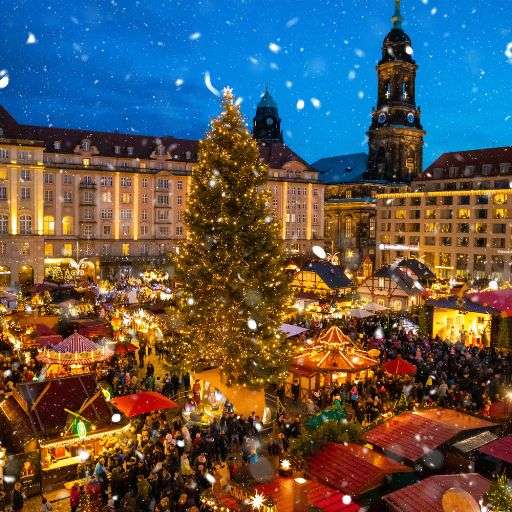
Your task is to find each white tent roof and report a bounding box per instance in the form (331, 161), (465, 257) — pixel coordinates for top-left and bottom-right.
(280, 323), (309, 338)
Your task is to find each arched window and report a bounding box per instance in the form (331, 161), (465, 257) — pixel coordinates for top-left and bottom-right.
(19, 214), (32, 234)
(81, 139), (91, 152)
(345, 216), (353, 238)
(385, 81), (391, 99)
(0, 214), (7, 234)
(401, 82), (408, 100)
(62, 216), (74, 235)
(43, 215), (55, 235)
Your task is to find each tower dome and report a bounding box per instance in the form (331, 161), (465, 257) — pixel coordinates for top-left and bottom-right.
(252, 87), (283, 143)
(380, 0), (414, 64)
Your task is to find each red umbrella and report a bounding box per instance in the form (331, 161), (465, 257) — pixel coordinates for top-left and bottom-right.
(382, 357), (417, 376)
(114, 342), (138, 356)
(110, 391), (179, 417)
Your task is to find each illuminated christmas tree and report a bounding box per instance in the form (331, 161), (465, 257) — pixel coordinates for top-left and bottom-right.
(485, 474), (512, 512)
(172, 88), (292, 385)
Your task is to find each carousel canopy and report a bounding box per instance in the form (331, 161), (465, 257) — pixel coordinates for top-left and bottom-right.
(317, 325), (351, 345)
(37, 331), (113, 366)
(110, 391), (179, 417)
(294, 326), (377, 373)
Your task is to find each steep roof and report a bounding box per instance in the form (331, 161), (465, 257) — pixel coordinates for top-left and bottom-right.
(397, 258), (435, 281)
(304, 261), (352, 289)
(382, 473), (491, 512)
(0, 105), (310, 170)
(421, 146), (512, 180)
(479, 435), (512, 464)
(312, 152), (368, 184)
(374, 265), (422, 295)
(425, 297), (497, 315)
(307, 443), (411, 497)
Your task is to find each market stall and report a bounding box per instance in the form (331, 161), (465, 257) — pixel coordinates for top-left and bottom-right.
(0, 375), (130, 493)
(110, 391), (179, 417)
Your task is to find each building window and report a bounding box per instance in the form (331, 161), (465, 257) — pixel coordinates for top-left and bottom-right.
(17, 151), (32, 161)
(477, 195), (489, 205)
(82, 225), (93, 238)
(122, 243), (130, 256)
(157, 194), (169, 206)
(177, 180), (183, 191)
(102, 191), (112, 203)
(157, 179), (169, 189)
(175, 226), (183, 236)
(0, 214), (7, 234)
(141, 210), (148, 221)
(103, 225), (111, 236)
(114, 145), (120, 154)
(424, 223), (436, 233)
(43, 173), (54, 184)
(475, 238), (487, 248)
(473, 254), (486, 271)
(81, 139), (91, 151)
(121, 225), (130, 237)
(100, 209), (113, 220)
(456, 254), (468, 270)
(142, 178), (148, 188)
(0, 186), (7, 201)
(83, 190), (94, 203)
(425, 210), (436, 219)
(43, 190), (53, 203)
(20, 187), (31, 200)
(43, 215), (55, 235)
(494, 208), (508, 219)
(424, 236), (436, 246)
(176, 196), (183, 205)
(476, 209), (488, 219)
(456, 237), (469, 247)
(120, 177), (132, 187)
(377, 277), (385, 289)
(100, 176), (113, 187)
(142, 194), (149, 204)
(0, 148), (9, 159)
(499, 163), (511, 174)
(63, 191), (73, 203)
(140, 225), (148, 236)
(62, 243), (73, 257)
(44, 243), (53, 257)
(121, 193), (131, 204)
(159, 226), (169, 236)
(20, 242), (30, 256)
(491, 238), (506, 249)
(458, 223), (470, 233)
(63, 174), (73, 185)
(62, 216), (74, 235)
(127, 146), (133, 156)
(493, 223), (507, 234)
(19, 215), (32, 234)
(395, 209), (406, 219)
(157, 210), (169, 221)
(120, 209), (132, 220)
(101, 244), (110, 256)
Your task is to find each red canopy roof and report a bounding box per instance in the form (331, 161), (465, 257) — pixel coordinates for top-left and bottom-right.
(382, 357), (417, 376)
(111, 391), (179, 417)
(479, 435), (512, 464)
(255, 477), (359, 512)
(489, 400), (512, 421)
(307, 443), (411, 497)
(364, 410), (495, 462)
(382, 473), (490, 512)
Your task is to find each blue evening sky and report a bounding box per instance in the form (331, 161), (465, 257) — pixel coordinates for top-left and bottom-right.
(0, 0), (511, 166)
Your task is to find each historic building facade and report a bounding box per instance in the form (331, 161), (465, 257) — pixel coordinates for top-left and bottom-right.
(365, 0), (425, 182)
(0, 92), (323, 287)
(375, 147), (512, 282)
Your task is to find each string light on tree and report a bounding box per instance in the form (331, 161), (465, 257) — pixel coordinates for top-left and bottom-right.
(171, 87), (292, 386)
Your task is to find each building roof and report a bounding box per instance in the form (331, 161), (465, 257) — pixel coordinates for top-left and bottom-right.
(312, 153), (368, 184)
(467, 288), (512, 315)
(255, 476), (359, 512)
(421, 146), (512, 180)
(479, 435), (512, 464)
(307, 443), (411, 497)
(374, 265), (422, 295)
(382, 473), (491, 512)
(364, 409), (494, 463)
(257, 89), (278, 109)
(304, 261), (353, 289)
(397, 258), (435, 281)
(0, 105), (310, 171)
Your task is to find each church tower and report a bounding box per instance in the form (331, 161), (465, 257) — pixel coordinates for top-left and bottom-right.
(252, 88), (283, 143)
(366, 0), (425, 182)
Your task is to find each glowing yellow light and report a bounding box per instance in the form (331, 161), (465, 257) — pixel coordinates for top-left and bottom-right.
(250, 492), (266, 510)
(280, 459), (291, 471)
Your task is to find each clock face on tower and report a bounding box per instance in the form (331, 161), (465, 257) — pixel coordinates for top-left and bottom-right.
(407, 112), (415, 124)
(266, 117), (274, 126)
(378, 112), (387, 124)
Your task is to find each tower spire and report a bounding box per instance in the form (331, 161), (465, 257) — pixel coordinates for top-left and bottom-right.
(391, 0), (403, 29)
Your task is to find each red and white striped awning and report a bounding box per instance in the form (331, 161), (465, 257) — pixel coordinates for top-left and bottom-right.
(52, 332), (101, 353)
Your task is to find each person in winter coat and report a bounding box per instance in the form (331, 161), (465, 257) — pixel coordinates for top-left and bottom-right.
(69, 483), (80, 512)
(11, 482), (24, 512)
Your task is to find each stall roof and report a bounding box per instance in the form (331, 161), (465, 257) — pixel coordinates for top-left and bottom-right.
(364, 413), (460, 462)
(414, 408), (496, 431)
(382, 473), (491, 512)
(304, 261), (353, 289)
(425, 297), (496, 315)
(255, 476), (359, 512)
(479, 435), (512, 464)
(467, 288), (512, 316)
(307, 443), (411, 497)
(452, 431), (498, 453)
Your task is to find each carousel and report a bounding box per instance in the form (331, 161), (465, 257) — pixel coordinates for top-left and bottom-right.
(288, 325), (378, 395)
(37, 331), (113, 377)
